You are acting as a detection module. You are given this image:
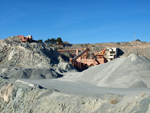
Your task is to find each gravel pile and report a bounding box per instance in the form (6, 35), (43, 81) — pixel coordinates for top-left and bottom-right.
(78, 53), (150, 88)
(0, 36), (76, 79)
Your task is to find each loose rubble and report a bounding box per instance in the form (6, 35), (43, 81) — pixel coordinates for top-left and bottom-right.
(0, 37), (150, 113)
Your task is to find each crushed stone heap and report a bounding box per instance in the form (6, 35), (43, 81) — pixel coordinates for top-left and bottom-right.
(0, 36), (75, 79)
(77, 53), (150, 88)
(0, 36), (59, 68)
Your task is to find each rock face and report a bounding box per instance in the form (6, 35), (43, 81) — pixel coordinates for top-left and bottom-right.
(0, 36), (76, 79)
(1, 37), (150, 113)
(0, 36), (59, 68)
(1, 77), (150, 113)
(0, 78), (58, 113)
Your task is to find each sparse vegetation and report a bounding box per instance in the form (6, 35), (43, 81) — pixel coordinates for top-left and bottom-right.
(50, 38), (57, 44)
(140, 93), (145, 97)
(44, 37), (63, 44)
(117, 42), (120, 45)
(56, 37), (63, 44)
(135, 39), (141, 41)
(37, 39), (43, 43)
(81, 102), (85, 104)
(110, 98), (118, 104)
(44, 38), (51, 44)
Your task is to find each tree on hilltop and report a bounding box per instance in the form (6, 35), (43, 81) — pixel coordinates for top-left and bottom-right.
(50, 38), (56, 44)
(37, 39), (43, 43)
(56, 37), (63, 44)
(44, 37), (63, 44)
(135, 39), (141, 41)
(44, 38), (51, 44)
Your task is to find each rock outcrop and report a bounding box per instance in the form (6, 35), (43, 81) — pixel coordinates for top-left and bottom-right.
(0, 36), (76, 79)
(1, 77), (150, 113)
(0, 36), (59, 68)
(1, 37), (150, 113)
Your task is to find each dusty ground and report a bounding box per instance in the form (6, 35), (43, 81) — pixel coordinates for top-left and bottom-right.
(0, 37), (150, 113)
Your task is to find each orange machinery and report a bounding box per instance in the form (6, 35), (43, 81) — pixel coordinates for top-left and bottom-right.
(58, 48), (107, 71)
(17, 35), (32, 42)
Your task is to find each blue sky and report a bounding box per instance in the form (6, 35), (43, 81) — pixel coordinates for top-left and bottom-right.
(0, 0), (150, 44)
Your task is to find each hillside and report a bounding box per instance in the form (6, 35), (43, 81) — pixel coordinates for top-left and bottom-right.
(1, 37), (150, 113)
(64, 41), (150, 59)
(0, 36), (76, 79)
(1, 53), (150, 113)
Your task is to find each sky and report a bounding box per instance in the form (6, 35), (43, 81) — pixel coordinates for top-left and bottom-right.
(0, 0), (150, 44)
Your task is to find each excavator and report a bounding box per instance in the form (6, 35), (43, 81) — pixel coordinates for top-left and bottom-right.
(17, 35), (32, 42)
